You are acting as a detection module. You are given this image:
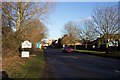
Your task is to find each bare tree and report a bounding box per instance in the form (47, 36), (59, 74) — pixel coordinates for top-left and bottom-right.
(21, 19), (47, 47)
(62, 21), (80, 49)
(15, 2), (54, 31)
(2, 2), (15, 28)
(2, 2), (54, 31)
(91, 5), (119, 42)
(78, 19), (97, 48)
(82, 5), (120, 53)
(61, 34), (72, 46)
(2, 2), (54, 44)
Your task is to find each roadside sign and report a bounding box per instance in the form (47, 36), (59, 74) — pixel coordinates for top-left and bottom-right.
(36, 42), (41, 48)
(21, 40), (32, 58)
(21, 51), (29, 57)
(22, 41), (32, 48)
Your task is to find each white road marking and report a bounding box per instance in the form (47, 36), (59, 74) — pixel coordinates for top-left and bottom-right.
(115, 70), (120, 73)
(73, 57), (79, 59)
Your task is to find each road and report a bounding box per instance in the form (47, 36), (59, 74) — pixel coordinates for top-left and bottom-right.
(42, 49), (120, 79)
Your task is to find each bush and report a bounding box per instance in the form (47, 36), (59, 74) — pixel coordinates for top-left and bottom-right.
(2, 26), (21, 57)
(70, 44), (120, 53)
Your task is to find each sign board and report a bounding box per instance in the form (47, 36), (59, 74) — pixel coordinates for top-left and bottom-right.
(21, 51), (29, 57)
(63, 45), (65, 48)
(36, 42), (41, 49)
(22, 41), (32, 48)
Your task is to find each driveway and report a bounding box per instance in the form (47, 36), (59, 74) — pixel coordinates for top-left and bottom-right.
(42, 49), (120, 79)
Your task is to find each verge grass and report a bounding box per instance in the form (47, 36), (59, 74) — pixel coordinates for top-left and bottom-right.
(74, 49), (120, 59)
(2, 49), (45, 78)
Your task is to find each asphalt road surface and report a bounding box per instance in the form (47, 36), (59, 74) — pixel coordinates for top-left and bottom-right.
(42, 49), (120, 79)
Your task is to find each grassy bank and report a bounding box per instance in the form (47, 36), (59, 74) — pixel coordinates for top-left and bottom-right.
(74, 50), (120, 59)
(2, 49), (45, 78)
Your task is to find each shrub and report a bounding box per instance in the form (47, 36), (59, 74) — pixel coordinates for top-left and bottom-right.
(2, 26), (20, 57)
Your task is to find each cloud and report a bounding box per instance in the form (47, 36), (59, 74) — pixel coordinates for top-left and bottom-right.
(87, 16), (93, 20)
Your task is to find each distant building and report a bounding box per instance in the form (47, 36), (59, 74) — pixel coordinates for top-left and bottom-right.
(91, 34), (120, 47)
(61, 34), (82, 46)
(68, 40), (82, 45)
(48, 40), (52, 46)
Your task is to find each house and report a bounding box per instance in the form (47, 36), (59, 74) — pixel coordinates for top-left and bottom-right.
(68, 40), (82, 45)
(91, 34), (120, 47)
(48, 40), (52, 46)
(61, 34), (82, 46)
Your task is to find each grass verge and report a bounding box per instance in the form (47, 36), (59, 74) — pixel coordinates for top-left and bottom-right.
(2, 49), (45, 78)
(21, 51), (45, 78)
(74, 50), (120, 59)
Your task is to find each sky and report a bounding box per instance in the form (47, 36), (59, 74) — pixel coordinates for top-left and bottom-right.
(45, 2), (118, 40)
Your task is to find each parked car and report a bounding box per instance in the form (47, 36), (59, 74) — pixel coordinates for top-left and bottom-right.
(63, 46), (74, 53)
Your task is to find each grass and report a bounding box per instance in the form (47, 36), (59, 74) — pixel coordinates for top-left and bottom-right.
(2, 49), (45, 78)
(22, 51), (45, 78)
(74, 49), (120, 59)
(75, 50), (105, 54)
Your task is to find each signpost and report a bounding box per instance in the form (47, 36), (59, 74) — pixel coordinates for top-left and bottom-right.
(21, 40), (32, 58)
(21, 51), (29, 57)
(22, 41), (32, 48)
(36, 42), (41, 49)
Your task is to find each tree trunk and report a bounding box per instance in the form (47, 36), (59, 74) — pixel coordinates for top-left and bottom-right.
(74, 44), (76, 50)
(85, 41), (87, 49)
(106, 42), (109, 54)
(16, 9), (19, 31)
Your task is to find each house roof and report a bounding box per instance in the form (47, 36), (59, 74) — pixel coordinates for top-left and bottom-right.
(101, 34), (120, 40)
(91, 34), (120, 45)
